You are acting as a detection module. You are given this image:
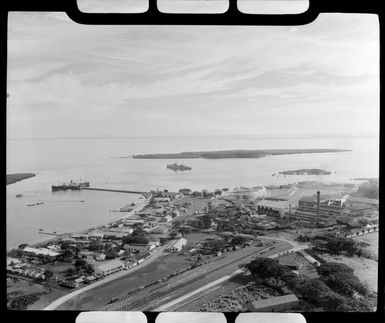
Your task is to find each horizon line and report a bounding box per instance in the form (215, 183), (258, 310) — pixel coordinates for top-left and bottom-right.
(7, 132), (379, 141)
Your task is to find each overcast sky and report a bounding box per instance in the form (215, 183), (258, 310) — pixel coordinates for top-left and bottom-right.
(7, 12), (379, 139)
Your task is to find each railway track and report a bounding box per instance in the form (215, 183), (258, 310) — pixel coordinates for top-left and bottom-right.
(106, 272), (207, 310)
(104, 244), (274, 311)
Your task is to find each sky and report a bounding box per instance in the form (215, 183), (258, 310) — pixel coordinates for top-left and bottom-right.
(7, 11), (379, 139)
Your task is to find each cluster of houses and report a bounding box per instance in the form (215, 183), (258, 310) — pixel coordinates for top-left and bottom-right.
(7, 257), (47, 280)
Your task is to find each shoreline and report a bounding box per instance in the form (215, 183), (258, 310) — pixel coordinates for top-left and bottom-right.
(132, 148), (352, 159)
(8, 195), (149, 252)
(7, 173), (36, 185)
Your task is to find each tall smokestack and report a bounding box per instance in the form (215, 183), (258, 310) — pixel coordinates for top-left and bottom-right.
(316, 191), (320, 224)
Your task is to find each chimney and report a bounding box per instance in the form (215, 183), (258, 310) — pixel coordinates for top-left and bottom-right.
(316, 191), (320, 224)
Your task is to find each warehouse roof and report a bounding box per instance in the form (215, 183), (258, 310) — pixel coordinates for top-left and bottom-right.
(23, 247), (60, 257)
(257, 199), (289, 210)
(248, 294), (299, 309)
(95, 260), (124, 272)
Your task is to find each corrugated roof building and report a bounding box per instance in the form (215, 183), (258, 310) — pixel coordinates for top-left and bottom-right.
(247, 294), (299, 312)
(167, 238), (187, 252)
(257, 199), (289, 218)
(94, 259), (124, 276)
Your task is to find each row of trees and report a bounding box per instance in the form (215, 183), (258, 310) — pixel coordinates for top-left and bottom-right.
(312, 237), (369, 257)
(8, 294), (40, 310)
(243, 258), (372, 311)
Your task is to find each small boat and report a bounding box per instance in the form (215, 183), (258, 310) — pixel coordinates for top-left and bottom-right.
(16, 194), (23, 198)
(39, 228), (44, 231)
(167, 162), (192, 171)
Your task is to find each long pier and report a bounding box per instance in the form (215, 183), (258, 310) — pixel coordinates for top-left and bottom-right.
(82, 187), (151, 198)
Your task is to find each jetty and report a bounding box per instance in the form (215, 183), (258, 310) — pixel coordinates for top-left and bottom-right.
(82, 187), (151, 198)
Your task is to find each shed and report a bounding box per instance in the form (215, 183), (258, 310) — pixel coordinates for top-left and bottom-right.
(247, 294), (299, 312)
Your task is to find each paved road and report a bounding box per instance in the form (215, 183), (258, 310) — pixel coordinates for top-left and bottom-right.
(259, 235), (301, 247)
(259, 235), (317, 263)
(43, 242), (174, 310)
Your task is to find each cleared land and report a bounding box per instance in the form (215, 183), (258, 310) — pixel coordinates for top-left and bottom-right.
(56, 253), (195, 310)
(7, 173), (36, 185)
(57, 240), (291, 310)
(132, 149), (350, 159)
(353, 232), (378, 259)
(317, 251), (378, 293)
(7, 277), (67, 310)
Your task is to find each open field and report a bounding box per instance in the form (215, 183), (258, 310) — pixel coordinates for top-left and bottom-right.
(171, 274), (256, 311)
(56, 253), (194, 310)
(317, 252), (378, 293)
(57, 240), (291, 310)
(353, 231), (378, 259)
(194, 282), (281, 312)
(7, 277), (67, 310)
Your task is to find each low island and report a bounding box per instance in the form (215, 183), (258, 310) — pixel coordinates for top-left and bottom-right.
(132, 148), (351, 159)
(7, 173), (36, 185)
(278, 169), (331, 175)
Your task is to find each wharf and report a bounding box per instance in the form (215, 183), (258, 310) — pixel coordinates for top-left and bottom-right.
(82, 187), (151, 198)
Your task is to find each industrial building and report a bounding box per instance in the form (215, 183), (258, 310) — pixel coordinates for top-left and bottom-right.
(22, 246), (61, 259)
(256, 199), (290, 218)
(227, 186), (266, 200)
(247, 294), (299, 312)
(290, 191), (342, 227)
(94, 259), (125, 276)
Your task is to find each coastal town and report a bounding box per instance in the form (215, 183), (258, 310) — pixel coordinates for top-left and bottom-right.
(6, 176), (379, 312)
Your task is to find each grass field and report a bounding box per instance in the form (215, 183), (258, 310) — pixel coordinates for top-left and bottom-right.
(318, 253), (378, 294)
(56, 253), (194, 310)
(7, 277), (67, 310)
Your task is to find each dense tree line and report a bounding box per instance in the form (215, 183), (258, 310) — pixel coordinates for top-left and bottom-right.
(8, 294), (40, 310)
(122, 228), (149, 245)
(243, 258), (372, 311)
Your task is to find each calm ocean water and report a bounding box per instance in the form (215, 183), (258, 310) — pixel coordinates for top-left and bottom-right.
(6, 134), (379, 249)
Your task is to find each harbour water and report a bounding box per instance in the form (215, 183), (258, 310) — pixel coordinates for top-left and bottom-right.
(6, 134), (379, 249)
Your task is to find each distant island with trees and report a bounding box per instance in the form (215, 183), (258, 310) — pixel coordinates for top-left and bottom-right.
(7, 173), (36, 185)
(132, 149), (351, 159)
(278, 169), (331, 175)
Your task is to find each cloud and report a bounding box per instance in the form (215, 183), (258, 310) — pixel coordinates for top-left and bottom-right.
(7, 12), (379, 138)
